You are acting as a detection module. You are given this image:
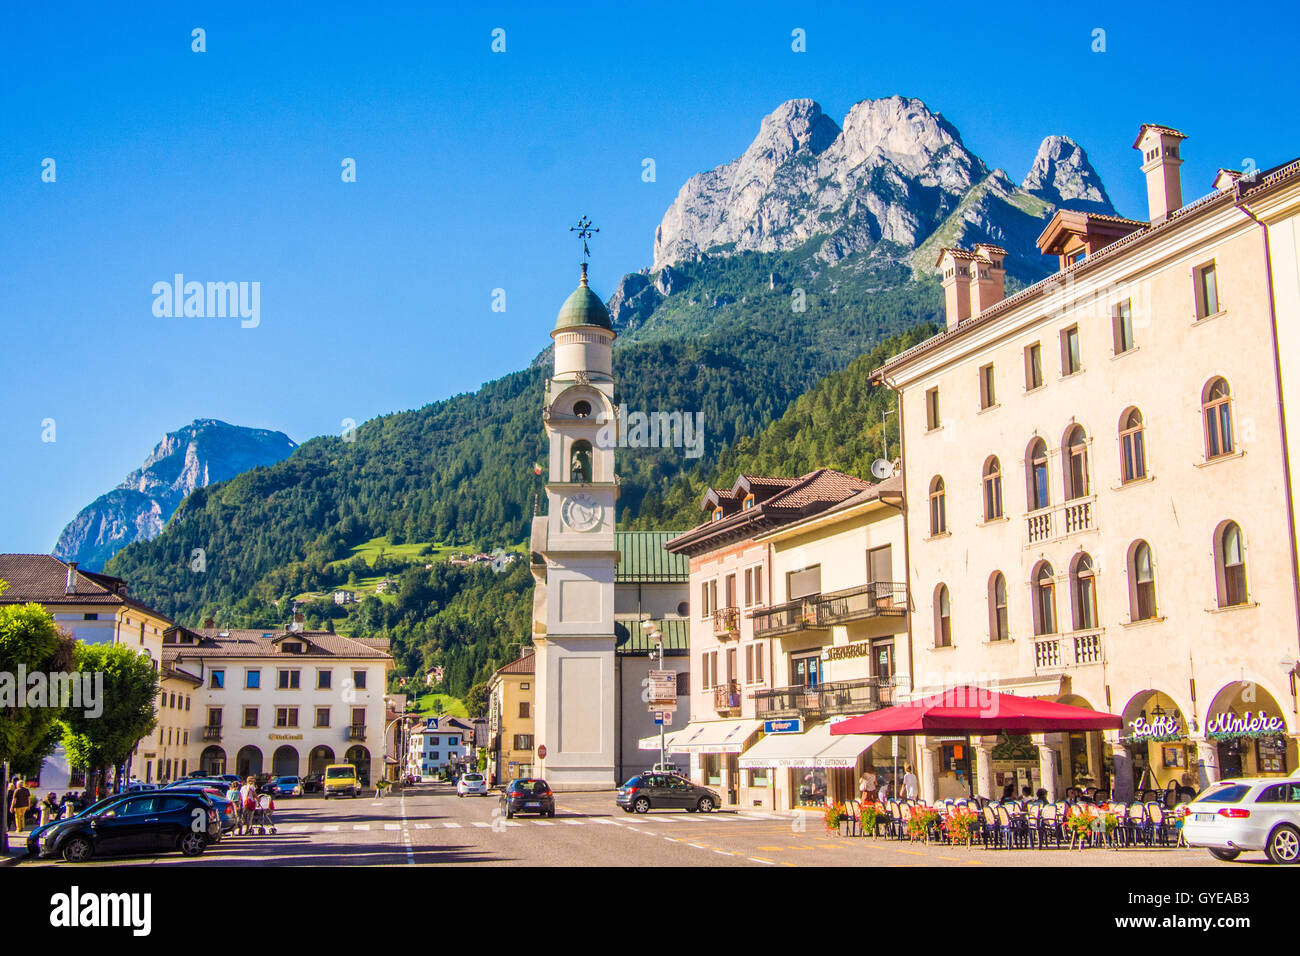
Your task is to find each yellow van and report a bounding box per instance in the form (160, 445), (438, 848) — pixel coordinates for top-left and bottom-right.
(323, 763), (360, 798)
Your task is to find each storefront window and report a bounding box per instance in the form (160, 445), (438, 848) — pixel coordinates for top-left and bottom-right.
(796, 768), (827, 807)
(703, 754), (722, 787)
(1256, 737), (1288, 774)
(748, 769), (769, 788)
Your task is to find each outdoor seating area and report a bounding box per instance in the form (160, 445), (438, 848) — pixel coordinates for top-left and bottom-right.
(826, 796), (1187, 851)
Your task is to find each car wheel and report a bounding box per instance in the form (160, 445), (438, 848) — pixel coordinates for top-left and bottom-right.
(1266, 825), (1300, 865)
(62, 836), (93, 863)
(1208, 848), (1241, 862)
(698, 796), (716, 812)
(180, 832), (207, 857)
(633, 797), (651, 814)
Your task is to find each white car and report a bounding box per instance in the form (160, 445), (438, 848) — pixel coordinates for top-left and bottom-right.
(457, 772), (488, 797)
(1181, 776), (1300, 864)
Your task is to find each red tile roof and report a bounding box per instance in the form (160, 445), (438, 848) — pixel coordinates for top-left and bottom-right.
(491, 653), (535, 679)
(0, 553), (173, 622)
(162, 627), (391, 660)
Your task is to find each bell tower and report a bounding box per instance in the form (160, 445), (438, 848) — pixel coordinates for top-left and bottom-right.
(530, 217), (619, 790)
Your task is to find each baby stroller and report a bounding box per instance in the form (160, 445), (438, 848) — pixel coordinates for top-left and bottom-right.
(247, 793), (277, 835)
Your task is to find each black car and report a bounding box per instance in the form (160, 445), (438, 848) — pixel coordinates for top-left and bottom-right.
(617, 773), (719, 813)
(500, 779), (555, 818)
(161, 783), (237, 834)
(36, 792), (220, 863)
(302, 773), (324, 794)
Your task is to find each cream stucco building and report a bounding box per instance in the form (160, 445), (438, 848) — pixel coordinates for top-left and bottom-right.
(872, 125), (1300, 803)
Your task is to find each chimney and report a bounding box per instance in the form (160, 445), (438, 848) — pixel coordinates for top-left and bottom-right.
(971, 244), (1007, 314)
(1133, 124), (1187, 222)
(65, 561), (78, 595)
(203, 617), (215, 629)
(937, 248), (974, 329)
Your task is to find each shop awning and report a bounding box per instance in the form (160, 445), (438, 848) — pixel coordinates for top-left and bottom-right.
(831, 685), (1122, 735)
(667, 719), (762, 754)
(637, 728), (688, 751)
(740, 723), (834, 769)
(815, 729), (882, 768)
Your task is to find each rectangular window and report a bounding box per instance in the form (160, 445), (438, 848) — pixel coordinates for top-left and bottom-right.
(351, 707), (365, 728)
(1113, 300), (1134, 354)
(278, 669), (300, 690)
(315, 707), (330, 728)
(726, 648), (737, 682)
(925, 387), (941, 430)
(744, 569), (752, 607)
(699, 582), (709, 618)
(514, 735), (534, 751)
(1196, 262), (1220, 318)
(352, 669), (367, 689)
(1061, 325), (1081, 375)
(711, 651), (719, 690)
(242, 707), (258, 728)
(701, 654), (711, 690)
(867, 546), (892, 584)
(676, 671), (689, 696)
(245, 668), (260, 690)
(745, 645), (753, 683)
(979, 363), (996, 409)
(317, 669), (331, 690)
(787, 565), (822, 600)
(1025, 343), (1043, 390)
(724, 573), (736, 608)
(276, 707), (299, 729)
(709, 580), (718, 617)
(756, 643), (764, 682)
(209, 670), (224, 690)
(519, 701), (530, 719)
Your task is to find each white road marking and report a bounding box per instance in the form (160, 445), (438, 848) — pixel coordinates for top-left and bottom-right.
(471, 821), (493, 828)
(746, 812), (779, 820)
(415, 824), (432, 830)
(561, 819), (585, 825)
(443, 822), (462, 828)
(400, 793), (414, 865)
(322, 824), (340, 832)
(592, 818), (621, 825)
(688, 843), (707, 849)
(384, 823), (401, 831)
(713, 850), (735, 856)
(748, 857), (776, 865)
(353, 824), (370, 831)
(532, 820), (555, 826)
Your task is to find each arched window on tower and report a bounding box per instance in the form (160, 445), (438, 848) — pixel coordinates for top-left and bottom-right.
(570, 440), (593, 483)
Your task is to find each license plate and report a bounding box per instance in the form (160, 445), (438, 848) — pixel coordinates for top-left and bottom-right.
(1195, 813), (1216, 823)
(525, 802), (540, 808)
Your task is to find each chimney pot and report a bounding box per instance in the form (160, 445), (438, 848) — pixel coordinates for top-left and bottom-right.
(937, 248), (974, 330)
(65, 562), (78, 595)
(1134, 124), (1187, 222)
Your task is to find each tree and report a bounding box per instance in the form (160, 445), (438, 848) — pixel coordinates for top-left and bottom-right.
(61, 642), (159, 798)
(464, 681), (489, 719)
(0, 588), (77, 775)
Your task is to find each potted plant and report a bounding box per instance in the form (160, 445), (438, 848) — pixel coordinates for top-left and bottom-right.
(907, 807), (941, 842)
(943, 809), (977, 846)
(823, 802), (847, 833)
(859, 803), (879, 836)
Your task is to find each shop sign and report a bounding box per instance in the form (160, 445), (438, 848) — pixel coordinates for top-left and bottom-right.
(1125, 715), (1182, 742)
(823, 641), (871, 662)
(268, 733), (303, 741)
(1206, 710), (1285, 740)
(765, 718), (803, 734)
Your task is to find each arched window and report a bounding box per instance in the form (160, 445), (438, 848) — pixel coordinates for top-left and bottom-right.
(983, 457), (1003, 521)
(1203, 378), (1234, 459)
(929, 476), (947, 536)
(1216, 521), (1248, 607)
(570, 440), (593, 483)
(1072, 553), (1098, 630)
(1130, 540), (1157, 621)
(989, 572), (1009, 641)
(572, 400), (592, 418)
(1027, 439), (1050, 511)
(935, 585), (952, 647)
(1120, 408), (1147, 483)
(1034, 563), (1057, 635)
(1064, 426), (1089, 500)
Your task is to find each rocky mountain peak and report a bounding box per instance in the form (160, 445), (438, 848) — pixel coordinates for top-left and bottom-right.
(1021, 135), (1114, 214)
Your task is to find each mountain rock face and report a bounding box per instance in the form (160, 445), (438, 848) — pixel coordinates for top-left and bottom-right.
(651, 95), (1116, 279)
(54, 419), (296, 570)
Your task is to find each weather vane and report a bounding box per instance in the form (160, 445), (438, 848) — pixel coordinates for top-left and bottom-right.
(570, 215), (598, 263)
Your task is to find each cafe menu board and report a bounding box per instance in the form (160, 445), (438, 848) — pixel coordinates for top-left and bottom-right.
(1256, 736), (1288, 774)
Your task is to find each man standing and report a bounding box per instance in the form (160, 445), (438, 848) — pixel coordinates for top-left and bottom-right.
(9, 779), (31, 832)
(902, 764), (919, 801)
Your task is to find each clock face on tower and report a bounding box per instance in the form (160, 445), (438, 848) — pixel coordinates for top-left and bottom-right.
(561, 493), (602, 532)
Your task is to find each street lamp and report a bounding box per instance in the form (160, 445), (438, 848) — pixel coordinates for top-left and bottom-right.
(642, 620), (667, 771)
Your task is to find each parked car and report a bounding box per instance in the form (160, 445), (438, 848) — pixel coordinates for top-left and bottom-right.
(162, 784), (237, 834)
(617, 773), (719, 814)
(323, 764), (360, 798)
(1182, 776), (1300, 864)
(268, 776), (303, 797)
(33, 792), (220, 863)
(457, 772), (488, 797)
(500, 779), (555, 818)
(26, 793), (138, 858)
(302, 773), (324, 794)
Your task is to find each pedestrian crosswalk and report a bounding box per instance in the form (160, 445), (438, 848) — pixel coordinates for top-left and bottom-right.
(246, 811), (785, 836)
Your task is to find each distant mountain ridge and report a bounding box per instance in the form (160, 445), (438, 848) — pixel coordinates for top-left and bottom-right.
(54, 419), (296, 570)
(651, 95), (1116, 280)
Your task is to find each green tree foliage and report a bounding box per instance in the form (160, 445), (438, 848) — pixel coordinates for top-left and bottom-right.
(464, 681), (490, 720)
(61, 642), (159, 794)
(0, 587), (77, 774)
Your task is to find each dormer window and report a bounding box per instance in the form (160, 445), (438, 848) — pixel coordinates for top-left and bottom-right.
(742, 494), (755, 511)
(712, 507), (723, 522)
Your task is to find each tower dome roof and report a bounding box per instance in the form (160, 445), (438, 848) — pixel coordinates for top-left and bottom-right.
(554, 265), (612, 332)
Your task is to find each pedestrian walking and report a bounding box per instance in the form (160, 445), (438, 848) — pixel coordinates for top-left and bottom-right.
(238, 776), (258, 835)
(902, 764), (919, 801)
(859, 767), (878, 804)
(9, 780), (31, 832)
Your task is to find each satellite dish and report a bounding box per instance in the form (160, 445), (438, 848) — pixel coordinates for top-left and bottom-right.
(871, 459), (892, 480)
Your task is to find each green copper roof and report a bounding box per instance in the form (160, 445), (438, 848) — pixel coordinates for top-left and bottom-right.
(554, 268), (612, 332)
(615, 618), (690, 656)
(615, 531), (689, 582)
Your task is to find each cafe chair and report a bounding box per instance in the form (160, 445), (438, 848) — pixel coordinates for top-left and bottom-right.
(1146, 802), (1172, 846)
(1124, 802), (1152, 847)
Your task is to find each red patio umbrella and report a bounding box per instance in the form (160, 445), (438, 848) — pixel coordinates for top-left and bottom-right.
(829, 685), (1122, 735)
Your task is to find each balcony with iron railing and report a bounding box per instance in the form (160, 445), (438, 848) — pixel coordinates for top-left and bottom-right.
(1025, 496), (1096, 546)
(751, 598), (823, 638)
(753, 677), (895, 719)
(202, 726), (222, 741)
(811, 583), (908, 626)
(713, 680), (742, 713)
(712, 606), (741, 639)
(347, 723), (367, 741)
(1031, 629), (1105, 674)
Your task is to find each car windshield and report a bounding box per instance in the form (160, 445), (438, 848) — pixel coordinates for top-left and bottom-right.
(326, 768), (354, 778)
(277, 777), (297, 784)
(1193, 784), (1252, 804)
(512, 780), (548, 794)
(463, 774), (483, 782)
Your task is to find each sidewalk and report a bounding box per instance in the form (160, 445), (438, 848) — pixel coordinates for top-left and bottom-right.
(1, 847), (26, 867)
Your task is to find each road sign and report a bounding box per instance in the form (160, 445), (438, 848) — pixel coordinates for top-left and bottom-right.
(662, 710), (672, 726)
(538, 744), (547, 759)
(654, 714), (664, 725)
(648, 669), (678, 712)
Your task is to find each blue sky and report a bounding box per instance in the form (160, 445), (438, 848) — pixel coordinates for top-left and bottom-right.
(2, 1), (1298, 554)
